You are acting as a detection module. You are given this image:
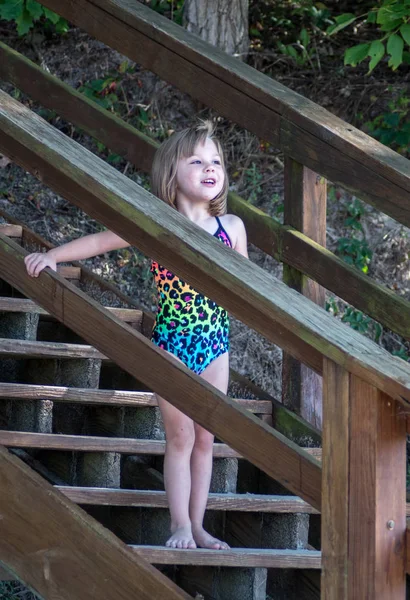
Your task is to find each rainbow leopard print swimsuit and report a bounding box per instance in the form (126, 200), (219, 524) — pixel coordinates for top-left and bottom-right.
(151, 217), (232, 374)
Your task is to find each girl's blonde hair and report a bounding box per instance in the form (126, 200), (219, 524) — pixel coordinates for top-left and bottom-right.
(151, 120), (228, 216)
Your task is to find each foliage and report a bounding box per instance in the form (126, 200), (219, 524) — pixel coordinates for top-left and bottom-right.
(365, 89), (410, 156)
(0, 0), (68, 36)
(327, 0), (410, 72)
(249, 0), (333, 67)
(145, 0), (184, 24)
(336, 199), (372, 273)
(243, 162), (263, 204)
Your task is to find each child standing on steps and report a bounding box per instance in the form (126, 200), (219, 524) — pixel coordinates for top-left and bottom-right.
(25, 120), (248, 551)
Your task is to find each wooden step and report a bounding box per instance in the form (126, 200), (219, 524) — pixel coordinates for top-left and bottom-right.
(0, 431), (240, 456)
(0, 383), (272, 414)
(0, 431), (320, 460)
(130, 546), (322, 568)
(0, 338), (106, 360)
(56, 487), (319, 513)
(0, 297), (143, 325)
(0, 224), (22, 238)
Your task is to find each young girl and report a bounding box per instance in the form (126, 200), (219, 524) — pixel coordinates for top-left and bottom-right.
(25, 121), (248, 551)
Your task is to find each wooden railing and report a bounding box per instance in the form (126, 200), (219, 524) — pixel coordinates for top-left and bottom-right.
(2, 24), (410, 426)
(1, 1), (410, 597)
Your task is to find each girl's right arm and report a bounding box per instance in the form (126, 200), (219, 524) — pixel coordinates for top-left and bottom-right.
(25, 230), (130, 278)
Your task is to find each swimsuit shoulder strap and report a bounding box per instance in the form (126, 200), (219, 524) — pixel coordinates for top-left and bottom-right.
(214, 216), (233, 248)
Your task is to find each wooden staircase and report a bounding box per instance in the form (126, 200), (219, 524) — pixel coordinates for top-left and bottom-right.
(1, 1), (410, 597)
(0, 222), (321, 599)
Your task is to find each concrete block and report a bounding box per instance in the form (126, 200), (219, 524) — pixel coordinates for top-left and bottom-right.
(77, 451), (121, 488)
(124, 406), (164, 440)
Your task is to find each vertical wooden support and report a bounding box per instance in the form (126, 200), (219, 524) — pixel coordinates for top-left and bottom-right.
(282, 157), (326, 429)
(321, 358), (406, 599)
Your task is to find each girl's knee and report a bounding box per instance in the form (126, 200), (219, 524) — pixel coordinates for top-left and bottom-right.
(193, 429), (214, 453)
(166, 425), (195, 453)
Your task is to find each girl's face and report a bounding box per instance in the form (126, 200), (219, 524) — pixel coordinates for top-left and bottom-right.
(175, 138), (224, 205)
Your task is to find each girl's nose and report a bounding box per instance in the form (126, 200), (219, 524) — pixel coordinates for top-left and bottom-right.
(205, 163), (215, 172)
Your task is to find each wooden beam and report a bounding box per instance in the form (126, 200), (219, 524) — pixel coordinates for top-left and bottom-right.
(321, 359), (406, 599)
(0, 338), (107, 360)
(0, 234), (322, 510)
(3, 44), (410, 344)
(321, 360), (349, 598)
(0, 446), (191, 599)
(0, 431), (240, 457)
(0, 224), (22, 237)
(56, 487), (319, 512)
(0, 382), (272, 413)
(130, 546), (322, 568)
(1, 94), (410, 406)
(35, 0), (410, 227)
(0, 297), (143, 324)
(282, 158), (326, 429)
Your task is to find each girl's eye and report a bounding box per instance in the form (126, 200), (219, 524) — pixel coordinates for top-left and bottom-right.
(191, 160), (201, 164)
(213, 160), (221, 165)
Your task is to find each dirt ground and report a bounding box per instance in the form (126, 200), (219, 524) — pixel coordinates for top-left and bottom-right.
(1, 21), (410, 400)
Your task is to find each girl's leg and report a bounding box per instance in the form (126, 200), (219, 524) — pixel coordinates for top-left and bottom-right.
(189, 352), (230, 550)
(157, 394), (196, 549)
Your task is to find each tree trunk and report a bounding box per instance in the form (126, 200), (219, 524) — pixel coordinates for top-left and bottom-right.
(183, 0), (249, 58)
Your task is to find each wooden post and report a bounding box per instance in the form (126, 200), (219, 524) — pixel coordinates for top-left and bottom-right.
(321, 358), (406, 599)
(282, 157), (326, 429)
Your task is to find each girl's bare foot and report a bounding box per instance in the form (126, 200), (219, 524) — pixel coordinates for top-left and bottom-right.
(166, 524), (197, 549)
(192, 526), (230, 550)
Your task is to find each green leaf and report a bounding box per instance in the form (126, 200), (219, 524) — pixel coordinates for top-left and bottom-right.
(0, 0), (23, 21)
(368, 40), (385, 73)
(327, 12), (356, 35)
(400, 23), (410, 45)
(344, 43), (370, 67)
(377, 5), (406, 25)
(26, 0), (43, 20)
(43, 7), (60, 24)
(16, 6), (34, 35)
(286, 45), (299, 59)
(300, 28), (309, 47)
(403, 50), (410, 63)
(367, 10), (377, 24)
(387, 33), (404, 69)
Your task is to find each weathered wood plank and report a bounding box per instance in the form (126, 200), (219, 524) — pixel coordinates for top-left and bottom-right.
(58, 266), (81, 279)
(282, 230), (410, 341)
(130, 546), (322, 568)
(1, 94), (410, 406)
(0, 338), (107, 360)
(36, 0), (410, 226)
(0, 431), (239, 456)
(321, 359), (349, 598)
(282, 158), (326, 429)
(0, 430), (319, 461)
(57, 487), (319, 513)
(0, 41), (157, 175)
(0, 297), (143, 324)
(0, 446), (191, 599)
(0, 383), (272, 413)
(322, 364), (407, 598)
(0, 224), (22, 237)
(2, 45), (410, 344)
(0, 236), (322, 510)
(348, 377), (406, 598)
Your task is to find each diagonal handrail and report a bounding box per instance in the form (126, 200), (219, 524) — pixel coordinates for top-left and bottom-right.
(1, 89), (410, 406)
(2, 40), (410, 345)
(0, 232), (322, 509)
(36, 0), (410, 226)
(0, 446), (191, 599)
